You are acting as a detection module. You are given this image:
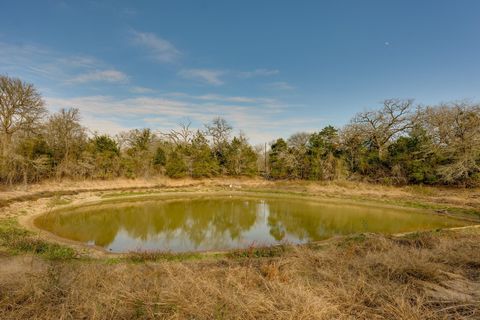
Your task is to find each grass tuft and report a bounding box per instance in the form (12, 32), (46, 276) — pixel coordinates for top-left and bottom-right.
(0, 218), (76, 260)
(12, 237), (76, 260)
(227, 243), (289, 259)
(127, 250), (201, 262)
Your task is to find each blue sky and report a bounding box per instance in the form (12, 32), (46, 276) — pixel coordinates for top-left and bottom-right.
(1, 0), (480, 144)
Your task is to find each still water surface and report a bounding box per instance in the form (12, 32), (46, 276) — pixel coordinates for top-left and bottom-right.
(34, 196), (468, 253)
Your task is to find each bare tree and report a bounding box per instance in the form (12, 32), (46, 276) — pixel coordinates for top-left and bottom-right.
(120, 128), (155, 151)
(352, 99), (415, 160)
(287, 132), (311, 149)
(286, 132), (311, 179)
(45, 108), (86, 165)
(418, 102), (480, 185)
(162, 121), (194, 145)
(205, 117), (232, 147)
(0, 75), (46, 155)
(340, 123), (368, 173)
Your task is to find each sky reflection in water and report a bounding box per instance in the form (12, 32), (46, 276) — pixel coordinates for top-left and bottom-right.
(35, 196), (468, 253)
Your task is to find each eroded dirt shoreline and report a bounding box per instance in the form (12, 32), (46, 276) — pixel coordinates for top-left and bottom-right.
(2, 177), (480, 210)
(2, 179), (478, 257)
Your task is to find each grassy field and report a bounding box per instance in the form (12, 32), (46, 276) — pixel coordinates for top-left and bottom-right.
(0, 178), (479, 319)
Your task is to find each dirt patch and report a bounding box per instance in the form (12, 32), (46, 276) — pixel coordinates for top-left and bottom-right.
(0, 255), (47, 281)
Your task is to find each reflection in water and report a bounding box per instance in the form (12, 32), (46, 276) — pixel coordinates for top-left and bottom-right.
(35, 196), (469, 252)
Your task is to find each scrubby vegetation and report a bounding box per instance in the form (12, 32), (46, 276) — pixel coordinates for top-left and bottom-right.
(0, 229), (479, 319)
(0, 218), (76, 260)
(2, 75), (480, 186)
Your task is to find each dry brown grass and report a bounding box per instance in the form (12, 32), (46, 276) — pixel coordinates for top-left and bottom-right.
(0, 179), (479, 319)
(1, 230), (479, 320)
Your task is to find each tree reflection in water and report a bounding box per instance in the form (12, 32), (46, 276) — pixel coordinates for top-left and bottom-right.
(35, 196), (468, 252)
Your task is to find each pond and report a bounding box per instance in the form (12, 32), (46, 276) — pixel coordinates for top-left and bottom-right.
(34, 195), (469, 253)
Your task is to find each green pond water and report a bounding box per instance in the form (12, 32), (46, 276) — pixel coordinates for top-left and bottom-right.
(34, 195), (469, 253)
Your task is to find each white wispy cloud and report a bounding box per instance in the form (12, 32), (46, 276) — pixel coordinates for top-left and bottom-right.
(67, 69), (128, 84)
(0, 42), (85, 81)
(83, 117), (132, 135)
(129, 86), (156, 94)
(194, 94), (276, 104)
(132, 31), (181, 63)
(45, 93), (320, 144)
(0, 41), (128, 87)
(267, 81), (295, 90)
(178, 68), (225, 85)
(239, 68), (279, 78)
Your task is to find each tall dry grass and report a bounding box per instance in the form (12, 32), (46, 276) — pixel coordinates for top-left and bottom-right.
(1, 230), (479, 319)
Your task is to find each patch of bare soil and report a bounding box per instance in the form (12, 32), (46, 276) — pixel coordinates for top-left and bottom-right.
(0, 255), (47, 282)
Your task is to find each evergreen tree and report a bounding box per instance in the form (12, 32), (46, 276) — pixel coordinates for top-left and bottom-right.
(88, 135), (120, 179)
(306, 126), (340, 180)
(225, 136), (258, 176)
(269, 138), (294, 179)
(165, 147), (188, 178)
(153, 146), (167, 167)
(190, 131), (218, 177)
(387, 127), (439, 184)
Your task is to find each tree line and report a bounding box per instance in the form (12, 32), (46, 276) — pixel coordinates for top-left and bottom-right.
(1, 75), (479, 186)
